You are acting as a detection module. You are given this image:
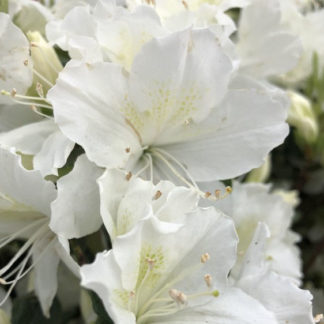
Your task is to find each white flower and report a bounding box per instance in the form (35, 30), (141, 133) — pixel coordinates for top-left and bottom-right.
(236, 0), (302, 79)
(81, 209), (284, 324)
(48, 29), (288, 190)
(0, 146), (78, 316)
(0, 13), (33, 105)
(97, 168), (198, 240)
(234, 223), (314, 324)
(46, 1), (167, 68)
(215, 181), (302, 282)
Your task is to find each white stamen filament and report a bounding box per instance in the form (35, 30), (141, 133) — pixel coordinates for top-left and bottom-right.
(33, 69), (54, 88)
(150, 148), (231, 201)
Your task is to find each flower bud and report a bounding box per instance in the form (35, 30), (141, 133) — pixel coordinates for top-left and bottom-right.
(287, 90), (319, 144)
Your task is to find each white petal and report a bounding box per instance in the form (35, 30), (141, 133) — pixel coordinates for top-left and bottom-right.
(164, 88), (289, 181)
(0, 13), (33, 105)
(32, 234), (60, 317)
(48, 61), (142, 168)
(50, 154), (102, 239)
(0, 104), (41, 133)
(33, 128), (74, 177)
(0, 146), (56, 216)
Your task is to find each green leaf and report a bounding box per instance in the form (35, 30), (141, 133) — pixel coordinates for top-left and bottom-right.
(0, 0), (8, 13)
(12, 293), (63, 324)
(89, 291), (114, 324)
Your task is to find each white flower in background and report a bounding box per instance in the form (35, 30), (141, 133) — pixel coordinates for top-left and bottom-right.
(214, 181), (302, 282)
(233, 223), (314, 324)
(0, 146), (78, 317)
(46, 1), (167, 68)
(98, 169), (198, 240)
(0, 13), (33, 105)
(279, 0), (324, 84)
(81, 209), (283, 324)
(48, 29), (288, 193)
(236, 0), (302, 79)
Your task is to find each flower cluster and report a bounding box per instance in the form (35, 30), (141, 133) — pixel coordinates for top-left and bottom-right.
(0, 0), (323, 323)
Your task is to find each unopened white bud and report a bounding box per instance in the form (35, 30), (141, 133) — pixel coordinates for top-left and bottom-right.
(287, 90), (318, 143)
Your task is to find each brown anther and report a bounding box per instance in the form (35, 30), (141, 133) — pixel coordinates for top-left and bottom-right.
(11, 88), (17, 97)
(205, 191), (211, 198)
(153, 190), (162, 200)
(204, 274), (212, 288)
(36, 82), (44, 98)
(182, 0), (189, 9)
(129, 291), (136, 298)
(125, 147), (130, 153)
(145, 257), (156, 269)
(314, 314), (323, 323)
(125, 171), (132, 181)
(201, 253), (210, 263)
(214, 189), (221, 199)
(169, 289), (187, 305)
(23, 59), (29, 66)
(225, 186), (232, 194)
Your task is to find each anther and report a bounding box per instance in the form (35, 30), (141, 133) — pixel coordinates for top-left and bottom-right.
(215, 189), (221, 199)
(23, 59), (29, 66)
(126, 171), (132, 181)
(36, 82), (44, 98)
(204, 274), (212, 288)
(11, 88), (17, 97)
(125, 147), (130, 153)
(145, 257), (155, 270)
(205, 191), (211, 198)
(169, 289), (187, 305)
(201, 253), (210, 264)
(225, 186), (232, 194)
(153, 190), (162, 200)
(182, 0), (189, 9)
(314, 314), (323, 323)
(0, 278), (7, 285)
(130, 291), (135, 298)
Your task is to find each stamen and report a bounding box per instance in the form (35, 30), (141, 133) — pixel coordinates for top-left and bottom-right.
(33, 69), (54, 88)
(153, 190), (162, 200)
(314, 314), (323, 323)
(201, 253), (210, 264)
(150, 148), (232, 202)
(125, 147), (131, 153)
(126, 171), (132, 181)
(169, 289), (187, 305)
(36, 82), (44, 98)
(204, 274), (212, 288)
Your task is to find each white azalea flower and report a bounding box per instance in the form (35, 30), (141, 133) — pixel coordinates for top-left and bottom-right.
(236, 0), (302, 79)
(234, 223), (314, 324)
(215, 181), (302, 282)
(0, 13), (33, 105)
(97, 168), (198, 240)
(48, 29), (288, 193)
(280, 1), (324, 84)
(46, 1), (167, 69)
(0, 147), (78, 316)
(81, 209), (285, 324)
